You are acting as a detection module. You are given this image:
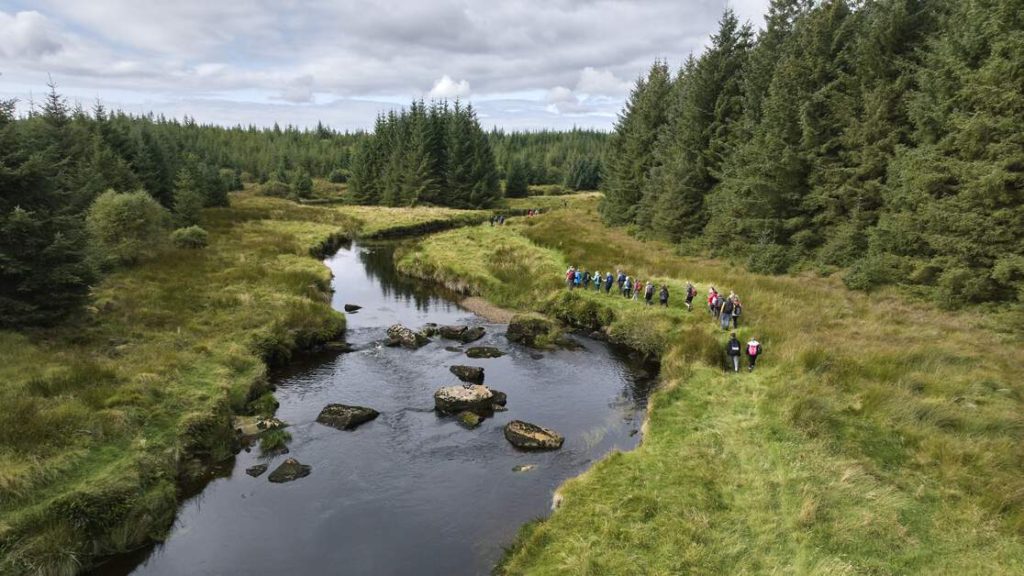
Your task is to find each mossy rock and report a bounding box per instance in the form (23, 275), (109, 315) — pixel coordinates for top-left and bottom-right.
(316, 404), (380, 430)
(506, 313), (557, 347)
(268, 458), (311, 483)
(457, 411), (483, 429)
(466, 346), (505, 359)
(450, 365), (485, 383)
(504, 420), (564, 451)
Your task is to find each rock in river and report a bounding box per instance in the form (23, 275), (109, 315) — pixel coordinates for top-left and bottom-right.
(505, 313), (556, 347)
(456, 411), (483, 429)
(490, 389), (507, 407)
(466, 346), (504, 359)
(386, 324), (429, 349)
(420, 322), (439, 337)
(245, 464), (268, 477)
(504, 420), (564, 451)
(344, 304), (362, 312)
(434, 384), (494, 414)
(439, 325), (486, 343)
(449, 365), (485, 383)
(316, 404), (380, 430)
(268, 458), (311, 483)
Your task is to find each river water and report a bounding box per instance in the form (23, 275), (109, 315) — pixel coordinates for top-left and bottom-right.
(92, 241), (656, 576)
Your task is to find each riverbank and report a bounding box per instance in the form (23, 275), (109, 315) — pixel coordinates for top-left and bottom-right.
(0, 193), (489, 575)
(396, 196), (1024, 573)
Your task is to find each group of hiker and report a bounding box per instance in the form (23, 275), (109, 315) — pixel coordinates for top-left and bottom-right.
(561, 266), (763, 373)
(564, 266), (670, 307)
(489, 214), (506, 226)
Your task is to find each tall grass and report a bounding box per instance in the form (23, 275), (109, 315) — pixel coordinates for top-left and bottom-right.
(402, 196), (1024, 574)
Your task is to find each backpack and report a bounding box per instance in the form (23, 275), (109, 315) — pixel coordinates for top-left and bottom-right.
(729, 341), (740, 354)
(687, 286), (696, 298)
(733, 303), (741, 316)
(747, 343), (759, 356)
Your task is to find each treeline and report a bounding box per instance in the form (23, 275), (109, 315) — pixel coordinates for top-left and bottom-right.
(490, 129), (610, 195)
(349, 101), (501, 208)
(603, 0), (1024, 307)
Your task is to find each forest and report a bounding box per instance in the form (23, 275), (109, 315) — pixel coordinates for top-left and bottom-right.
(601, 0), (1024, 308)
(0, 91), (605, 329)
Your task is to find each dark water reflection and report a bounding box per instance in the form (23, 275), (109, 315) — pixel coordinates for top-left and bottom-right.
(91, 242), (656, 576)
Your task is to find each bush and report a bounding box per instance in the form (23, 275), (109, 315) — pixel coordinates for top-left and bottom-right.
(327, 169), (350, 183)
(259, 180), (292, 197)
(745, 243), (795, 275)
(86, 190), (169, 266)
(170, 226), (209, 249)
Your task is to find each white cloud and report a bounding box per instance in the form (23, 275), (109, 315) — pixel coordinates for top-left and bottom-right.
(0, 11), (62, 59)
(575, 67), (630, 97)
(276, 75), (315, 103)
(427, 75), (471, 99)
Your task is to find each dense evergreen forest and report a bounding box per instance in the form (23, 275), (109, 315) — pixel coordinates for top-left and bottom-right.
(602, 0), (1024, 307)
(490, 129), (609, 193)
(349, 101), (501, 207)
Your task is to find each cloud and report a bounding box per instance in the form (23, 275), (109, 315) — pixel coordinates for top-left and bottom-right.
(0, 11), (62, 59)
(0, 1), (774, 129)
(575, 67), (630, 97)
(427, 75), (471, 99)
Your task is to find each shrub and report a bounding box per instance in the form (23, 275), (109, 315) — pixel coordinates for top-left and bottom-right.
(170, 226), (209, 249)
(745, 242), (795, 275)
(328, 169), (350, 183)
(86, 190), (169, 266)
(259, 180), (292, 197)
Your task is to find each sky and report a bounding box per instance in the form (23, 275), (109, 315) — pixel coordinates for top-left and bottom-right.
(0, 0), (771, 132)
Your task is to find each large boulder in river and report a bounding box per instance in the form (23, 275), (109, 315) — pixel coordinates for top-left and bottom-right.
(434, 384), (494, 414)
(268, 458), (311, 483)
(504, 420), (564, 450)
(466, 346), (505, 359)
(386, 324), (429, 349)
(316, 404), (379, 430)
(439, 325), (486, 343)
(450, 365), (485, 383)
(506, 313), (557, 347)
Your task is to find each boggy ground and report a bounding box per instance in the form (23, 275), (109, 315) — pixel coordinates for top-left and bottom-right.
(0, 192), (487, 575)
(396, 196), (1024, 574)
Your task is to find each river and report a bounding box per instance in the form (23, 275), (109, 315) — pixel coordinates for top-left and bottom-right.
(90, 241), (656, 576)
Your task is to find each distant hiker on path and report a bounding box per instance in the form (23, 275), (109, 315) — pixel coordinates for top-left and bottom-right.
(746, 337), (762, 371)
(644, 281), (655, 305)
(708, 288), (718, 316)
(604, 272), (614, 293)
(659, 284), (669, 307)
(582, 269), (591, 290)
(631, 280), (640, 301)
(565, 266), (576, 290)
(685, 282), (696, 311)
(731, 296), (742, 328)
(624, 276), (633, 299)
(574, 268), (582, 288)
(617, 270), (626, 294)
(727, 332), (742, 372)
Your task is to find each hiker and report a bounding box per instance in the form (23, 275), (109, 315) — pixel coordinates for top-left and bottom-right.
(593, 271), (604, 292)
(659, 284), (669, 307)
(565, 266), (576, 290)
(604, 272), (614, 293)
(499, 215), (506, 225)
(708, 288), (718, 316)
(644, 281), (655, 305)
(731, 296), (742, 328)
(617, 270), (626, 294)
(574, 268), (582, 288)
(726, 332), (742, 372)
(489, 215), (495, 227)
(582, 269), (591, 290)
(623, 276), (632, 298)
(746, 337), (762, 371)
(632, 281), (640, 301)
(720, 296), (734, 331)
(685, 282), (696, 311)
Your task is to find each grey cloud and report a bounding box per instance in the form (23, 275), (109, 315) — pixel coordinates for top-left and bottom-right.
(5, 0), (771, 128)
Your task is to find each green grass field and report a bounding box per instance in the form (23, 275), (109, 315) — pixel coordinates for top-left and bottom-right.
(399, 196), (1024, 574)
(0, 192), (489, 575)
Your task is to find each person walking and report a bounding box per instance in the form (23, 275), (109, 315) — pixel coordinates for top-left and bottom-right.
(726, 332), (742, 373)
(582, 269), (591, 290)
(617, 270), (626, 294)
(731, 297), (742, 329)
(659, 284), (669, 307)
(595, 271), (604, 292)
(720, 297), (734, 331)
(746, 337), (762, 371)
(623, 276), (633, 299)
(685, 282), (696, 311)
(604, 271), (614, 294)
(632, 281), (640, 301)
(708, 288), (718, 316)
(574, 268), (582, 288)
(565, 266), (575, 290)
(644, 281), (655, 306)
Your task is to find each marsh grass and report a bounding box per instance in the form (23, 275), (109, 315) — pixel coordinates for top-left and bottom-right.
(404, 196), (1024, 574)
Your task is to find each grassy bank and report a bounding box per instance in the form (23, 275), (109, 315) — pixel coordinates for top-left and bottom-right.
(0, 192), (488, 575)
(399, 197), (1024, 574)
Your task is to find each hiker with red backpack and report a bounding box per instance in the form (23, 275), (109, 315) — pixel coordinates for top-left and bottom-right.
(746, 338), (762, 371)
(708, 288), (718, 316)
(565, 266), (576, 290)
(685, 283), (696, 311)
